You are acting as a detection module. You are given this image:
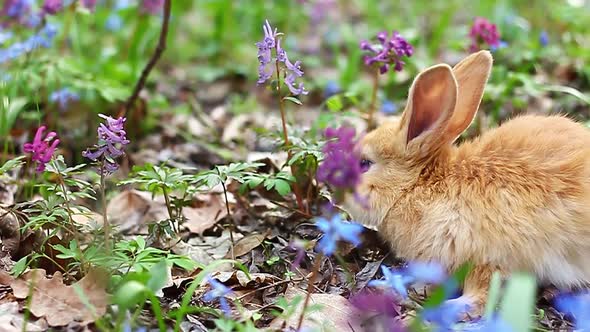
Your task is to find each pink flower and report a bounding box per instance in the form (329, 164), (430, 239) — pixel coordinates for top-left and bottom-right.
(23, 126), (59, 172)
(140, 0), (164, 15)
(469, 17), (500, 52)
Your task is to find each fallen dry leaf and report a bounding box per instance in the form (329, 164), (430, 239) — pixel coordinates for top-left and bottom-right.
(183, 194), (227, 235)
(269, 286), (364, 331)
(211, 270), (278, 288)
(107, 190), (168, 233)
(10, 268), (109, 327)
(225, 233), (266, 258)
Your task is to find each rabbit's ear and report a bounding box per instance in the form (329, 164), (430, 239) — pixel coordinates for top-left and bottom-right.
(402, 64), (457, 156)
(445, 50), (493, 142)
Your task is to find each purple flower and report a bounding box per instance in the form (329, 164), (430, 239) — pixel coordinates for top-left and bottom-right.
(315, 214), (363, 256)
(82, 114), (130, 174)
(555, 292), (590, 330)
(255, 20), (308, 96)
(350, 290), (406, 332)
(140, 0), (164, 15)
(255, 20), (277, 85)
(23, 126), (59, 172)
(50, 88), (79, 110)
(469, 17), (501, 53)
(2, 0), (32, 21)
(360, 31), (413, 74)
(41, 0), (63, 15)
(81, 0), (97, 11)
(316, 126), (361, 190)
(203, 276), (233, 317)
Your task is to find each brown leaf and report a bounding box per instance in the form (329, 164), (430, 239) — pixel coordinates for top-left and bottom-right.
(10, 268), (109, 326)
(269, 286), (364, 331)
(0, 270), (14, 285)
(0, 301), (48, 331)
(225, 233), (266, 258)
(107, 190), (168, 233)
(211, 271), (278, 288)
(183, 195), (227, 235)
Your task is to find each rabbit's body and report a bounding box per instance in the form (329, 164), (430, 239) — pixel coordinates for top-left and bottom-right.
(346, 51), (590, 315)
(384, 114), (590, 288)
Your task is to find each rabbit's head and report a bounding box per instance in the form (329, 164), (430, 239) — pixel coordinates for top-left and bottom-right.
(346, 51), (493, 229)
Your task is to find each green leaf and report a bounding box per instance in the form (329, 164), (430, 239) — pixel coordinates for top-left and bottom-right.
(484, 271), (503, 319)
(283, 96), (302, 105)
(273, 179), (292, 196)
(499, 273), (537, 332)
(11, 256), (28, 277)
(326, 95), (343, 111)
(114, 280), (148, 310)
(146, 259), (169, 293)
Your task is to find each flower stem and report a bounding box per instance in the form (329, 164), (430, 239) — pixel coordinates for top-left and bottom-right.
(274, 51), (306, 214)
(275, 59), (290, 147)
(99, 160), (110, 253)
(161, 186), (178, 234)
(367, 68), (380, 131)
(296, 252), (324, 330)
(220, 181), (235, 260)
(56, 171), (86, 273)
(124, 0), (172, 116)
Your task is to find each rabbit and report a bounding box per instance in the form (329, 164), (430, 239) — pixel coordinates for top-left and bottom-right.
(345, 50), (590, 317)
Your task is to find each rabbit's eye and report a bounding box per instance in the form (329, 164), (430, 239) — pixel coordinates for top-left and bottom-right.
(360, 159), (374, 172)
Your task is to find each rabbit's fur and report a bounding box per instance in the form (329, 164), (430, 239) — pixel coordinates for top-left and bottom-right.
(346, 50), (590, 315)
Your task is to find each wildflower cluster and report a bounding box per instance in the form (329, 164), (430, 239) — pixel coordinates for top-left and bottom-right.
(0, 23), (57, 64)
(83, 114), (130, 174)
(316, 126), (362, 190)
(23, 125), (60, 172)
(360, 30), (413, 74)
(256, 20), (307, 96)
(469, 17), (501, 52)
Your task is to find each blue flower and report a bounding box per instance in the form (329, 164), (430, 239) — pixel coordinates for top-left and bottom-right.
(368, 265), (413, 298)
(50, 88), (79, 110)
(490, 40), (508, 52)
(539, 31), (549, 47)
(323, 80), (341, 99)
(203, 276), (233, 317)
(406, 261), (447, 284)
(555, 292), (590, 330)
(422, 298), (470, 331)
(114, 0), (133, 10)
(380, 99), (397, 114)
(105, 14), (123, 31)
(0, 23), (57, 64)
(315, 214), (363, 256)
(369, 261), (448, 299)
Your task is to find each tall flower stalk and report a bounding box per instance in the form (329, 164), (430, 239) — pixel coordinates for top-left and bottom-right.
(256, 20), (308, 212)
(83, 114), (130, 252)
(360, 31), (413, 130)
